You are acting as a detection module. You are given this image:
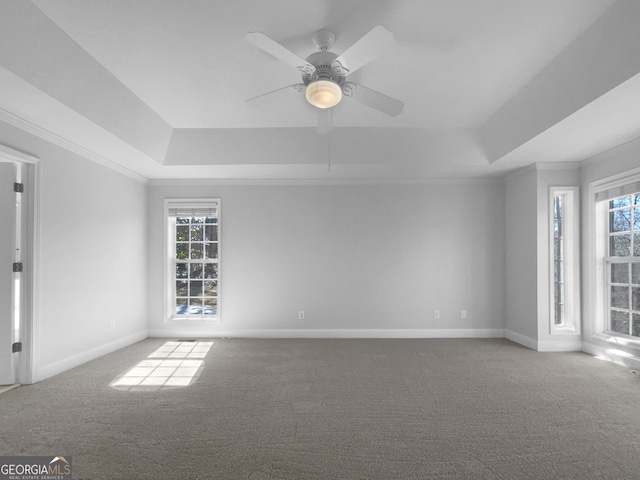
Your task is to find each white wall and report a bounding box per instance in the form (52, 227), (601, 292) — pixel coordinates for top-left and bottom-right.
(505, 168), (538, 344)
(148, 181), (505, 337)
(0, 121), (149, 381)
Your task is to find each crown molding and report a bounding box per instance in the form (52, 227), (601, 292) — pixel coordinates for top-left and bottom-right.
(0, 107), (149, 184)
(147, 176), (504, 187)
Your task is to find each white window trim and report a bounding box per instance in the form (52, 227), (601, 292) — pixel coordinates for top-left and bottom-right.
(548, 186), (580, 335)
(163, 198), (221, 324)
(591, 172), (640, 347)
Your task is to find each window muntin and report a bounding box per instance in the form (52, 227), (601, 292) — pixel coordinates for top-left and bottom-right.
(605, 193), (640, 338)
(166, 200), (219, 322)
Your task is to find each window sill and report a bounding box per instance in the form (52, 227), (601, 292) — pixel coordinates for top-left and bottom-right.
(550, 325), (579, 335)
(165, 316), (220, 325)
(594, 331), (640, 347)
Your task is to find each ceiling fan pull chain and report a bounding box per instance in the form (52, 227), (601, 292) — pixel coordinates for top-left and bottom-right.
(328, 130), (332, 172)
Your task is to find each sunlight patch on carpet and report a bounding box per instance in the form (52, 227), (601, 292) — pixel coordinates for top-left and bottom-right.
(110, 341), (212, 391)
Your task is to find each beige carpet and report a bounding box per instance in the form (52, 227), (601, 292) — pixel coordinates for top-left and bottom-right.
(1, 338), (639, 479)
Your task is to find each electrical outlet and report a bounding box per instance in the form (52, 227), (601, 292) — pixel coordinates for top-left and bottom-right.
(461, 310), (468, 319)
(109, 319), (115, 329)
(433, 310), (440, 320)
(298, 310), (305, 320)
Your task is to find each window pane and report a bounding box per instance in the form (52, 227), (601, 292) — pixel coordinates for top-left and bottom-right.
(205, 225), (217, 241)
(188, 298), (203, 314)
(610, 235), (631, 256)
(190, 225), (203, 241)
(204, 280), (218, 296)
(634, 207), (640, 231)
(176, 280), (188, 296)
(610, 209), (631, 232)
(633, 314), (640, 337)
(205, 243), (218, 259)
(205, 216), (217, 224)
(176, 243), (188, 259)
(611, 263), (629, 284)
(610, 196), (631, 209)
(176, 217), (189, 224)
(176, 263), (188, 279)
(611, 286), (629, 309)
(176, 225), (189, 241)
(554, 304), (563, 326)
(204, 298), (218, 315)
(189, 263), (203, 279)
(190, 280), (203, 297)
(191, 217), (204, 224)
(611, 310), (630, 334)
(635, 233), (640, 256)
(175, 298), (188, 315)
(632, 264), (640, 285)
(554, 195), (563, 234)
(635, 194), (640, 205)
(190, 243), (203, 259)
(204, 264), (218, 279)
(633, 287), (640, 311)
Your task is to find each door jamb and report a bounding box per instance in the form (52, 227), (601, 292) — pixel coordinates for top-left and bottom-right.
(0, 144), (40, 384)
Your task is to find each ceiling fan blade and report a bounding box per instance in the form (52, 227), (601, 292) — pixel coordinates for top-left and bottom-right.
(345, 83), (404, 117)
(246, 84), (304, 107)
(245, 32), (316, 75)
(317, 108), (332, 134)
(331, 25), (395, 76)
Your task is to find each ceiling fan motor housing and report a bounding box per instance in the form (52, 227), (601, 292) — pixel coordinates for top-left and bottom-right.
(303, 51), (344, 86)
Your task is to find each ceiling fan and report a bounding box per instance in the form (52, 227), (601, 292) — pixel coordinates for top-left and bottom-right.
(245, 26), (404, 134)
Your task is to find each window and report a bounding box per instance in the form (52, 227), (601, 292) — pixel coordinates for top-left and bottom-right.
(549, 187), (579, 333)
(165, 200), (220, 322)
(605, 193), (640, 337)
(553, 194), (565, 325)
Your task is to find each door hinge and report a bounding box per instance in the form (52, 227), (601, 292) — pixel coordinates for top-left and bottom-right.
(12, 262), (23, 272)
(13, 182), (24, 193)
(12, 342), (22, 353)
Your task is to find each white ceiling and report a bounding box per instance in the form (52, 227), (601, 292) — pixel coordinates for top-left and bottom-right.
(0, 0), (639, 181)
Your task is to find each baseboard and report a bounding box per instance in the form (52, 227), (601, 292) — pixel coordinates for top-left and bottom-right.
(37, 330), (148, 382)
(148, 328), (506, 339)
(504, 330), (584, 352)
(504, 330), (538, 350)
(537, 337), (583, 352)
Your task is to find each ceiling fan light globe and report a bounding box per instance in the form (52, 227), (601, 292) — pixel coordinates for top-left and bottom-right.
(305, 80), (342, 109)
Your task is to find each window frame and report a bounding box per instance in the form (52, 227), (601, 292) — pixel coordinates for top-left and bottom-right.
(584, 170), (640, 366)
(164, 199), (221, 324)
(603, 193), (640, 339)
(548, 186), (580, 335)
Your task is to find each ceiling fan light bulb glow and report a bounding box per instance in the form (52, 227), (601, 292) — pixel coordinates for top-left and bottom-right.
(305, 80), (342, 108)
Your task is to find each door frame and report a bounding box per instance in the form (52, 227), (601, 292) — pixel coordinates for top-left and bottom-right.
(0, 144), (40, 384)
